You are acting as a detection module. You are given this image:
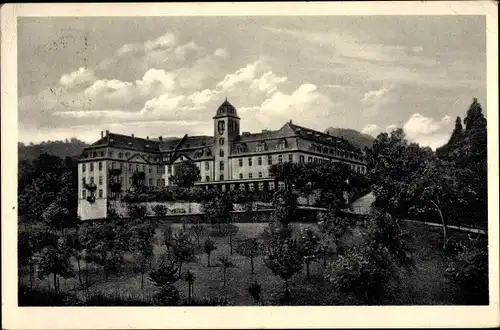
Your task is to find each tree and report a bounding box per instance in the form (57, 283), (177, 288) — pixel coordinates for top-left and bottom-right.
(235, 238), (261, 275)
(190, 224), (206, 248)
(148, 253), (181, 306)
(182, 270), (196, 304)
(271, 189), (298, 229)
(408, 158), (476, 250)
(436, 116), (464, 161)
(217, 255), (235, 288)
(169, 160), (201, 187)
(317, 211), (352, 265)
(221, 223), (239, 254)
(263, 234), (303, 297)
(203, 238), (217, 267)
(36, 235), (74, 293)
(163, 224), (175, 251)
(171, 231), (196, 276)
(324, 210), (414, 304)
(18, 230), (38, 289)
(129, 222), (156, 290)
(296, 227), (320, 280)
(202, 193), (233, 230)
(248, 281), (262, 304)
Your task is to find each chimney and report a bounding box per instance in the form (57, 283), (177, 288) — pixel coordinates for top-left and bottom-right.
(105, 130), (109, 136)
(289, 119), (293, 124)
(101, 131), (104, 138)
(146, 136), (149, 140)
(131, 133), (134, 138)
(159, 136), (163, 141)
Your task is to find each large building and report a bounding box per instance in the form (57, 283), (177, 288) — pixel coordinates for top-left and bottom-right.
(77, 99), (367, 219)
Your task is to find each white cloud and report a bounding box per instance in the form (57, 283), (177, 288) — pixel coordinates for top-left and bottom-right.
(403, 113), (454, 149)
(174, 41), (202, 60)
(250, 83), (336, 131)
(117, 32), (178, 56)
(361, 86), (393, 116)
(214, 48), (230, 59)
(215, 59), (266, 92)
(386, 124), (399, 133)
(361, 124), (380, 135)
(249, 71), (287, 95)
(59, 67), (96, 88)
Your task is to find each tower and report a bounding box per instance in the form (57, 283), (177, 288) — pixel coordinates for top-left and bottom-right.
(213, 98), (240, 181)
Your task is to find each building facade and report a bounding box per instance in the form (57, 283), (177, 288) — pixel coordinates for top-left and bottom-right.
(77, 100), (367, 220)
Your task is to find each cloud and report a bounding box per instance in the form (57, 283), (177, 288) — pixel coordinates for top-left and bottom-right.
(386, 124), (399, 133)
(249, 71), (288, 95)
(361, 124), (380, 135)
(117, 32), (178, 56)
(59, 67), (96, 88)
(215, 58), (268, 92)
(174, 41), (202, 60)
(403, 113), (454, 149)
(361, 86), (393, 116)
(250, 83), (336, 131)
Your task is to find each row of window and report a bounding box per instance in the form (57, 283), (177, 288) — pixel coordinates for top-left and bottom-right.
(237, 154), (293, 167)
(82, 162), (167, 174)
(83, 150), (160, 162)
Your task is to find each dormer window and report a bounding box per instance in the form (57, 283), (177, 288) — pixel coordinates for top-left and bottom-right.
(277, 139), (287, 150)
(146, 144), (150, 148)
(238, 143), (247, 153)
(128, 142), (133, 146)
(256, 142), (267, 152)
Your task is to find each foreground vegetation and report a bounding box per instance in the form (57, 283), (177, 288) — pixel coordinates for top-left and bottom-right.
(17, 98), (489, 306)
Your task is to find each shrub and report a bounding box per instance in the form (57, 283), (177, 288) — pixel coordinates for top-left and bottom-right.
(152, 204), (168, 217)
(127, 204), (148, 219)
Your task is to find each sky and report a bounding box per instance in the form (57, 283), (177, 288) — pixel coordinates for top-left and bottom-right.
(17, 16), (486, 149)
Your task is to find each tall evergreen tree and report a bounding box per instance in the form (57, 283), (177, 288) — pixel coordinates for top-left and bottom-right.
(437, 116), (464, 161)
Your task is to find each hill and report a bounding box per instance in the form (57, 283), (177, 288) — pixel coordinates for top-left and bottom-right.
(324, 127), (375, 150)
(18, 138), (89, 161)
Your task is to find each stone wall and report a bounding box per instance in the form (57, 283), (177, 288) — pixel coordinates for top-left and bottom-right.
(78, 198), (107, 220)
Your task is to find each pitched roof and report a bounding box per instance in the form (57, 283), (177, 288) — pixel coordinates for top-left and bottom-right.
(89, 133), (160, 152)
(288, 122), (360, 152)
(213, 99), (240, 119)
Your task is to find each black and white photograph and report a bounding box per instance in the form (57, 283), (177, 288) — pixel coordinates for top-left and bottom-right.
(2, 1), (499, 329)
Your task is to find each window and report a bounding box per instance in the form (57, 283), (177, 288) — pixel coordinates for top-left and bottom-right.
(90, 163), (94, 172)
(277, 139), (287, 150)
(93, 152), (97, 158)
(239, 159), (243, 167)
(109, 151), (114, 157)
(268, 155), (272, 164)
(299, 155), (305, 163)
(125, 152), (130, 157)
(157, 179), (160, 186)
(129, 178), (132, 185)
(258, 172), (263, 178)
(278, 155), (283, 163)
(82, 190), (86, 199)
(161, 166), (165, 174)
(249, 183), (255, 191)
(219, 138), (224, 145)
(256, 142), (267, 152)
(314, 157), (318, 163)
(249, 173), (253, 179)
(129, 164), (132, 172)
(258, 157), (262, 165)
(118, 152), (123, 158)
(205, 162), (209, 171)
(90, 177), (94, 184)
(220, 149), (224, 157)
(100, 151), (104, 157)
(248, 158), (253, 166)
(269, 182), (275, 191)
(161, 179), (166, 185)
(142, 165), (146, 172)
(205, 176), (210, 182)
(82, 164), (86, 172)
(149, 166), (152, 173)
(157, 167), (160, 174)
(82, 177), (86, 184)
(288, 154), (293, 162)
(98, 162), (103, 171)
(168, 166), (172, 174)
(136, 164), (140, 172)
(149, 178), (153, 186)
(119, 163), (123, 170)
(99, 176), (103, 185)
(98, 189), (103, 198)
(219, 174), (224, 181)
(239, 173), (243, 179)
(258, 182), (264, 191)
(308, 157), (313, 163)
(220, 161), (224, 171)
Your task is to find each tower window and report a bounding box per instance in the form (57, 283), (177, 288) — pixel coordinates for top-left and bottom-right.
(220, 161), (224, 171)
(220, 149), (224, 157)
(219, 138), (224, 146)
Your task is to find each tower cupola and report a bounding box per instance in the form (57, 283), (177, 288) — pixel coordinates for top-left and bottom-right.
(213, 98), (239, 119)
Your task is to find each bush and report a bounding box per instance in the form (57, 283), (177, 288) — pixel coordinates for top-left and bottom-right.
(127, 204), (148, 218)
(152, 204), (168, 217)
(445, 238), (488, 305)
(18, 285), (77, 306)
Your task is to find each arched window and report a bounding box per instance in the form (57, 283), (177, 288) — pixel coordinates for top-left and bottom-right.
(239, 173), (243, 179)
(220, 149), (224, 157)
(219, 138), (224, 146)
(219, 161), (224, 171)
(219, 174), (224, 181)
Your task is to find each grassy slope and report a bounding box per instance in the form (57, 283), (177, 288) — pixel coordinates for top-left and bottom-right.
(19, 221), (479, 305)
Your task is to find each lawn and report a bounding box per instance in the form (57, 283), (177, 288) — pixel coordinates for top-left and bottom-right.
(19, 220), (485, 305)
